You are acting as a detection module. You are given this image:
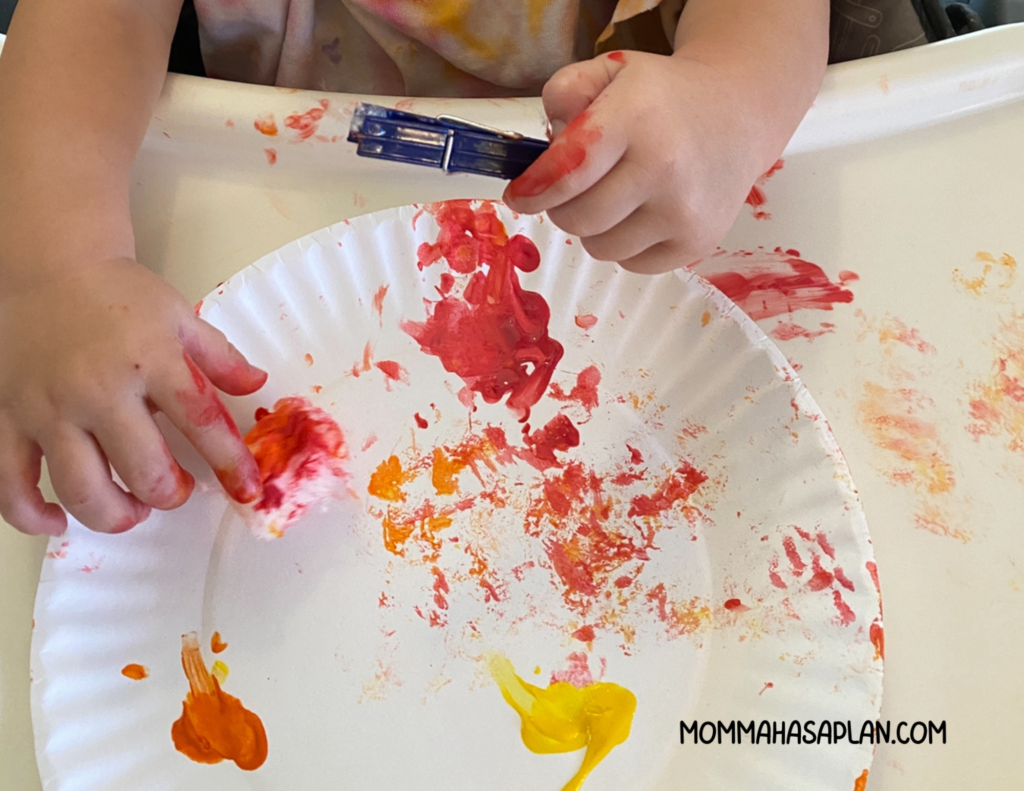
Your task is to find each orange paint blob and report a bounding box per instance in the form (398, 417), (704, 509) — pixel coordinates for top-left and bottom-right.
(211, 632), (228, 654)
(854, 769), (869, 791)
(171, 632), (267, 770)
(254, 114), (278, 136)
(870, 620), (885, 661)
(122, 663), (148, 680)
(368, 455), (415, 502)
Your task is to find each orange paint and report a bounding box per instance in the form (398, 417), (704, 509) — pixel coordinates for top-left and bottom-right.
(253, 114), (278, 136)
(171, 632), (267, 770)
(506, 111), (602, 200)
(349, 341), (373, 378)
(700, 311), (711, 327)
(953, 251), (1017, 296)
(431, 447), (465, 496)
(211, 632), (228, 654)
(574, 313), (598, 330)
(304, 353), (314, 366)
(122, 663), (148, 680)
(870, 620), (884, 660)
(372, 284), (389, 323)
(853, 769), (869, 791)
(967, 311), (1024, 456)
(368, 455), (415, 502)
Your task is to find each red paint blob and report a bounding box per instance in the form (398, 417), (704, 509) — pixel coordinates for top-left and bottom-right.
(549, 365), (601, 413)
(506, 111), (602, 200)
(572, 624), (596, 642)
(523, 414), (581, 465)
(782, 536), (806, 576)
(627, 463), (707, 518)
(769, 321), (835, 342)
(375, 360), (409, 388)
(414, 412), (429, 429)
(606, 51), (626, 63)
(745, 159), (784, 220)
(402, 202), (563, 421)
(626, 445), (644, 465)
(723, 598), (749, 612)
(689, 247), (856, 321)
(807, 554), (834, 591)
(284, 99), (328, 141)
(832, 590), (856, 626)
(575, 313), (598, 329)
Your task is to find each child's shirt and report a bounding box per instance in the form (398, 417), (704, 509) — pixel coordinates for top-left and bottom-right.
(194, 0), (682, 96)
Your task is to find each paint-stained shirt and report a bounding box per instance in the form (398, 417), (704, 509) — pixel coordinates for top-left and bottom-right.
(194, 0), (683, 96)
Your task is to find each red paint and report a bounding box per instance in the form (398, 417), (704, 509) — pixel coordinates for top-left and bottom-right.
(832, 590), (856, 626)
(626, 445), (644, 465)
(688, 248), (856, 320)
(437, 272), (455, 295)
(374, 360), (409, 388)
(372, 284), (389, 322)
(866, 561), (881, 594)
(402, 202), (564, 421)
(870, 620), (885, 660)
(807, 554), (834, 591)
(550, 652), (593, 688)
(414, 413), (429, 429)
(243, 397), (348, 531)
(575, 313), (598, 330)
(769, 321), (835, 342)
(254, 114), (277, 136)
(794, 526), (812, 541)
(723, 598), (749, 612)
(627, 463), (707, 518)
(523, 414), (580, 465)
(614, 576), (632, 588)
(284, 99), (328, 141)
(572, 624), (596, 642)
(759, 682), (774, 695)
(549, 365), (601, 413)
(606, 50), (626, 63)
(815, 532), (836, 559)
(178, 352), (238, 431)
(431, 566), (449, 610)
(834, 565), (855, 591)
(264, 148), (277, 165)
(46, 541), (69, 560)
(506, 111), (602, 200)
(193, 299), (204, 317)
(768, 558), (787, 589)
(782, 536), (805, 576)
(745, 159), (784, 220)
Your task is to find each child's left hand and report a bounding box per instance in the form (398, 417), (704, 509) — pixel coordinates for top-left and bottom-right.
(503, 50), (775, 275)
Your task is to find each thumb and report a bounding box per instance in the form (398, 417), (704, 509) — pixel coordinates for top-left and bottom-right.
(182, 319), (269, 397)
(542, 52), (627, 136)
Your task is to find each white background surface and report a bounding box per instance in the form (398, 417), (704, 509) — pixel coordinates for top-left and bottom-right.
(3, 25), (1024, 791)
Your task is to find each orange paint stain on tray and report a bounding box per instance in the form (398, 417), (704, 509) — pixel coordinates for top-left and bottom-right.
(239, 397), (349, 539)
(402, 201), (563, 421)
(966, 311), (1024, 457)
(372, 284), (389, 325)
(853, 769), (869, 791)
(121, 663), (148, 680)
(688, 247), (857, 320)
(253, 114), (278, 136)
(953, 251), (1017, 296)
(171, 632), (267, 771)
(211, 632), (228, 654)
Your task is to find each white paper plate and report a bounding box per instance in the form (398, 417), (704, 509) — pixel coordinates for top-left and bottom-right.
(31, 201), (882, 791)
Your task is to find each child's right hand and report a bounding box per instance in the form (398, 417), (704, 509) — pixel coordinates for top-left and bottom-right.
(0, 257), (268, 537)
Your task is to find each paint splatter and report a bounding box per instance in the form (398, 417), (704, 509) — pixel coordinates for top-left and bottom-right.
(575, 313), (598, 330)
(264, 148), (277, 165)
(769, 321), (835, 342)
(122, 663), (148, 680)
(506, 110), (602, 200)
(759, 682), (774, 695)
(953, 251), (1017, 297)
(46, 541), (69, 560)
(253, 114), (277, 136)
(211, 632), (228, 654)
(373, 284), (389, 325)
(488, 653), (635, 791)
(238, 397), (349, 539)
(402, 201), (564, 421)
(171, 632), (267, 770)
(723, 598), (749, 612)
(870, 620), (884, 661)
(375, 360), (409, 389)
(415, 413), (429, 429)
(284, 99), (328, 141)
(853, 769), (869, 791)
(745, 159), (784, 220)
(966, 311), (1024, 458)
(688, 247), (856, 321)
(549, 366), (601, 414)
(304, 353), (314, 367)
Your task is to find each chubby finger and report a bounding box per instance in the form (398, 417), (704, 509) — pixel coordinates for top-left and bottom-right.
(541, 53), (625, 133)
(505, 56), (629, 211)
(618, 239), (692, 276)
(579, 204), (673, 265)
(91, 404), (194, 510)
(0, 425), (67, 536)
(152, 350), (260, 504)
(42, 426), (151, 534)
(182, 319), (268, 397)
(546, 157), (651, 239)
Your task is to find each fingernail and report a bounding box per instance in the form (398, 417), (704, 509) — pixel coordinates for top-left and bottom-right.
(216, 465), (262, 504)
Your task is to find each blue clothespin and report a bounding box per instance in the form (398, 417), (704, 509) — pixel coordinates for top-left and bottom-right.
(347, 103), (549, 180)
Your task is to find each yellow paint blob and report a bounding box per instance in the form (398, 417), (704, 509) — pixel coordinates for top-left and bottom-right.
(488, 654), (636, 791)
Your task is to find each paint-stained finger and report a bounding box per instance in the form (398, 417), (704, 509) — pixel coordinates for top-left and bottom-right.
(41, 426), (151, 534)
(0, 425), (67, 536)
(151, 351), (260, 504)
(181, 320), (268, 397)
(541, 53), (626, 135)
(91, 404), (194, 510)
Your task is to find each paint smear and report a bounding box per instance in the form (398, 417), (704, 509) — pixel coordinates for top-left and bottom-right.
(966, 311), (1024, 458)
(854, 769), (869, 791)
(689, 247), (856, 321)
(238, 397), (349, 539)
(769, 321), (835, 342)
(171, 632), (267, 770)
(575, 314), (598, 330)
(402, 201), (563, 421)
(254, 114), (277, 136)
(506, 110), (602, 200)
(488, 653), (635, 791)
(745, 159), (784, 220)
(953, 251), (1017, 297)
(284, 99), (328, 141)
(264, 148), (277, 165)
(211, 632), (228, 654)
(122, 663), (148, 680)
(373, 284), (389, 325)
(549, 366), (601, 414)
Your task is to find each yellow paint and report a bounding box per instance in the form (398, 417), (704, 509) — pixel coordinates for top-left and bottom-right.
(212, 660), (230, 685)
(488, 654), (636, 791)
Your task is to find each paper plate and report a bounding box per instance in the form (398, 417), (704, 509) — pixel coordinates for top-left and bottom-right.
(31, 201), (882, 791)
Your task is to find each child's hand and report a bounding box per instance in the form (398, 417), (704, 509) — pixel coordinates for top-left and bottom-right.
(0, 258), (267, 536)
(504, 51), (774, 275)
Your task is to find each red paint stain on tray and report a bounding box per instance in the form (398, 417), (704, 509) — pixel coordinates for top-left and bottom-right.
(769, 321), (835, 342)
(264, 148), (277, 165)
(241, 397), (348, 538)
(523, 414), (581, 465)
(373, 284), (389, 325)
(415, 413), (429, 429)
(284, 99), (328, 141)
(171, 632), (267, 770)
(506, 110), (602, 200)
(723, 598), (749, 612)
(549, 365), (601, 414)
(575, 313), (598, 330)
(745, 159), (784, 220)
(375, 360), (409, 389)
(688, 247), (856, 320)
(401, 201), (563, 420)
